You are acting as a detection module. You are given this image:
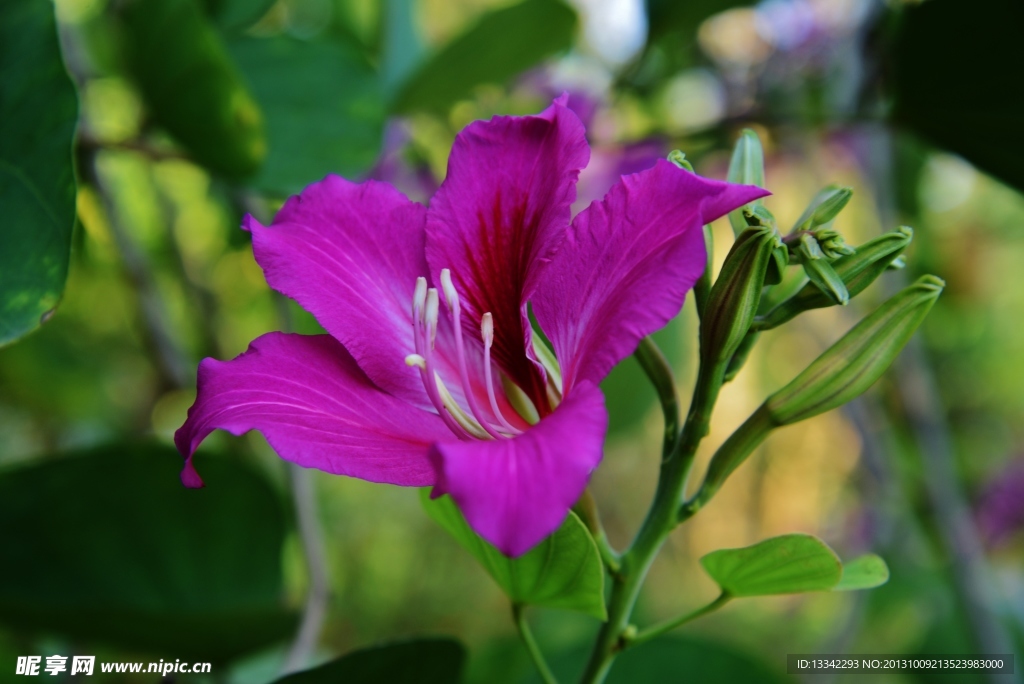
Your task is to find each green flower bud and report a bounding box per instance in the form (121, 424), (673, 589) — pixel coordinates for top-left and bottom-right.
(701, 226), (781, 370)
(756, 227), (914, 330)
(689, 275), (943, 510)
(727, 129), (766, 236)
(792, 184), (853, 232)
(797, 234), (849, 305)
(814, 228), (856, 259)
(766, 274), (944, 425)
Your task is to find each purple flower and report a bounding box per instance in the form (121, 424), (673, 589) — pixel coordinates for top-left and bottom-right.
(175, 98), (766, 556)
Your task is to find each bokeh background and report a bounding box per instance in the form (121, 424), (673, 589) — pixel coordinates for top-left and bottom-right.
(2, 0), (1023, 681)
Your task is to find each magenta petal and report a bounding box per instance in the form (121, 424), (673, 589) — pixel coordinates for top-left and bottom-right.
(425, 97), (590, 411)
(247, 176), (430, 408)
(429, 381), (607, 557)
(174, 332), (450, 488)
(534, 160), (769, 387)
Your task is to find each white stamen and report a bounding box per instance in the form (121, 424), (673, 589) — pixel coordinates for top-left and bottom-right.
(439, 268), (458, 310)
(436, 378), (492, 440)
(480, 312), (521, 435)
(412, 277), (427, 318)
(481, 312), (494, 344)
(405, 354), (426, 369)
(425, 288), (440, 348)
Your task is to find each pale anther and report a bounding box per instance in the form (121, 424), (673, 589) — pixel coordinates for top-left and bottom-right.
(405, 354), (426, 369)
(481, 312), (494, 344)
(439, 268), (458, 310)
(425, 288), (440, 348)
(412, 277), (427, 318)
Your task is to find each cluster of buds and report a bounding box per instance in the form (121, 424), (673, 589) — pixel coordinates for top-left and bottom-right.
(674, 129), (944, 515)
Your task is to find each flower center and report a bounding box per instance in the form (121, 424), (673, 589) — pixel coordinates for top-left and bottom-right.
(404, 269), (535, 441)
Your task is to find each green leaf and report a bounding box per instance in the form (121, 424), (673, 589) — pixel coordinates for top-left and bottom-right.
(0, 442), (296, 661)
(274, 638), (465, 684)
(119, 0), (266, 178)
(605, 636), (793, 684)
(0, 0), (77, 346)
(392, 0), (576, 113)
(522, 635), (794, 684)
(421, 490), (606, 619)
(890, 0), (1024, 194)
(834, 554), (889, 592)
(228, 35), (386, 194)
(700, 533), (843, 597)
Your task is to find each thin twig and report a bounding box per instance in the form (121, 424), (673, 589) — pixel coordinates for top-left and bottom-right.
(627, 593), (732, 649)
(83, 152), (191, 390)
(513, 604), (559, 684)
(281, 465), (331, 674)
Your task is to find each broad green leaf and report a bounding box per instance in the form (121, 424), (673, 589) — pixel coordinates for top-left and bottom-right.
(0, 0), (77, 346)
(421, 490), (606, 619)
(229, 35), (386, 194)
(392, 0), (576, 113)
(700, 533), (842, 597)
(890, 0), (1024, 193)
(274, 638), (465, 684)
(203, 0), (276, 31)
(0, 442), (296, 661)
(522, 635), (794, 684)
(119, 0), (266, 178)
(834, 554), (889, 592)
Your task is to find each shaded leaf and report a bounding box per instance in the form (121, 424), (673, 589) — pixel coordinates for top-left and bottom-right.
(228, 35), (386, 194)
(0, 0), (77, 346)
(275, 638), (465, 684)
(890, 0), (1024, 193)
(120, 0), (266, 177)
(0, 442), (296, 661)
(393, 0), (576, 113)
(700, 533), (842, 597)
(421, 490), (606, 619)
(834, 554), (889, 592)
(521, 634), (794, 684)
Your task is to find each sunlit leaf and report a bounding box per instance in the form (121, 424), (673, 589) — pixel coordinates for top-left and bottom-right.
(229, 35), (386, 194)
(0, 442), (296, 661)
(421, 490), (606, 619)
(392, 0), (576, 113)
(700, 534), (842, 597)
(119, 0), (266, 178)
(274, 638), (465, 684)
(0, 0), (77, 346)
(833, 554), (889, 592)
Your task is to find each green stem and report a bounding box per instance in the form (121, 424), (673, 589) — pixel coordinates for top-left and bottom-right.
(628, 593), (732, 648)
(573, 489), (622, 575)
(634, 337), (680, 460)
(579, 348), (725, 684)
(513, 604), (559, 684)
(693, 225), (714, 320)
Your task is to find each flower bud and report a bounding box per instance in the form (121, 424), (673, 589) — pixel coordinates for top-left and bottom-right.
(690, 275), (943, 508)
(727, 129), (766, 236)
(792, 184), (853, 232)
(766, 275), (944, 425)
(797, 234), (849, 306)
(813, 228), (856, 259)
(756, 227), (914, 330)
(701, 225), (781, 371)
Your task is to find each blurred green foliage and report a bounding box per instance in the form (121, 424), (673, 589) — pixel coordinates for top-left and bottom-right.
(2, 0), (1024, 682)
